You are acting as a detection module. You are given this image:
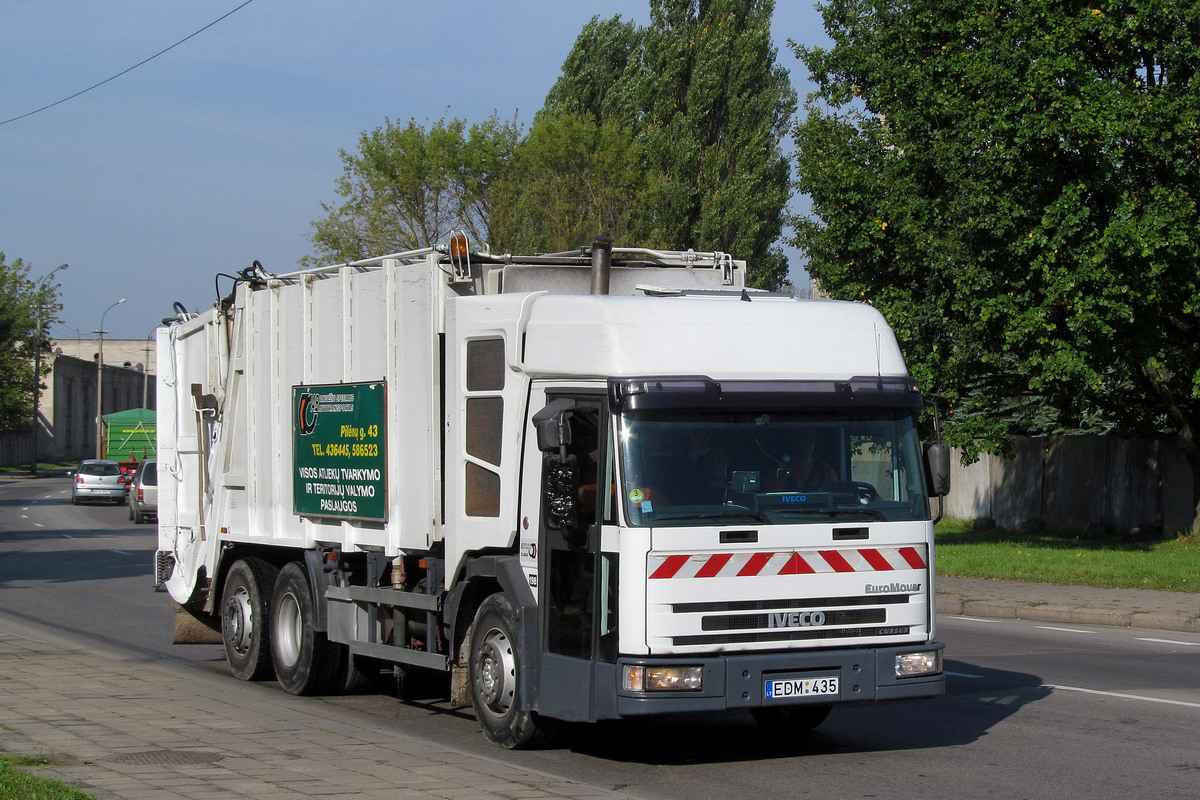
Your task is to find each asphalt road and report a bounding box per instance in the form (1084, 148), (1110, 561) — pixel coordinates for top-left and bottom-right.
(3, 474), (1199, 799)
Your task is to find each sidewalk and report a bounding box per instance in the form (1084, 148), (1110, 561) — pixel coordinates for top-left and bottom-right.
(0, 615), (633, 800)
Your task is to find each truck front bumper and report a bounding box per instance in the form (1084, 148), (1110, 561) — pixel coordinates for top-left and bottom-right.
(603, 643), (945, 719)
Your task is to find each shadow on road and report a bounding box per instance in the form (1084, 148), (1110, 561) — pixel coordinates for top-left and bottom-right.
(0, 542), (154, 584)
(554, 659), (1049, 763)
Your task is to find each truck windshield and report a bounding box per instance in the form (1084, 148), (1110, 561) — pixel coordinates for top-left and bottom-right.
(618, 409), (930, 526)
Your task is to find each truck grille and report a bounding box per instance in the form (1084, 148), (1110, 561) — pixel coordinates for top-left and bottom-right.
(673, 593), (911, 614)
(672, 624), (911, 647)
(666, 593), (911, 647)
(703, 608), (886, 631)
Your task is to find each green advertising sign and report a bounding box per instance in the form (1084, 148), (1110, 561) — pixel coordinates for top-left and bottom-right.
(292, 382), (387, 521)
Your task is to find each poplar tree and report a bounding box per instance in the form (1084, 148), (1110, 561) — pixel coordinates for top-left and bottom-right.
(523, 0), (797, 288)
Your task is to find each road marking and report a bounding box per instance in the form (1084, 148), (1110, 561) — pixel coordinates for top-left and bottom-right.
(1136, 637), (1200, 648)
(1048, 684), (1200, 709)
(111, 550), (132, 555)
(34, 523), (44, 528)
(60, 534), (75, 539)
(949, 616), (999, 623)
(1037, 626), (1095, 634)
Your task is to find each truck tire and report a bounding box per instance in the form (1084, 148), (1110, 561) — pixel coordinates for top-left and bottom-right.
(467, 593), (558, 749)
(221, 558), (279, 681)
(270, 562), (342, 696)
(335, 653), (385, 695)
(750, 703), (832, 732)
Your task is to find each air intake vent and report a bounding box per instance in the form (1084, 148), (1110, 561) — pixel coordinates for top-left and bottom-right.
(673, 625), (912, 647)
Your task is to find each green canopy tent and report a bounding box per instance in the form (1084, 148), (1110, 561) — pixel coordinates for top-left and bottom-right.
(102, 408), (156, 463)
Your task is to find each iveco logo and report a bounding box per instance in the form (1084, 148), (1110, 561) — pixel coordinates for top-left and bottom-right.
(768, 611), (826, 628)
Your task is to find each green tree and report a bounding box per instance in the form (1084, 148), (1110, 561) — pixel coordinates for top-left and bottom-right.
(637, 0), (797, 288)
(542, 15), (645, 128)
(540, 1), (797, 288)
(793, 0), (1200, 530)
(489, 113), (647, 253)
(308, 2), (795, 285)
(0, 253), (63, 431)
(307, 114), (520, 264)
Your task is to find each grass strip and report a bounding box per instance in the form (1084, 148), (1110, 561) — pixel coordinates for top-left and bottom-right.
(0, 755), (93, 800)
(936, 519), (1200, 592)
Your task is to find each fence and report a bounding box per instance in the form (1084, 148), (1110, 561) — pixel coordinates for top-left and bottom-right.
(943, 435), (1195, 536)
(0, 429), (33, 469)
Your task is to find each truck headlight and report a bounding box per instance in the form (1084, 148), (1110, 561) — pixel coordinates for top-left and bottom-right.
(623, 665), (703, 692)
(895, 650), (941, 678)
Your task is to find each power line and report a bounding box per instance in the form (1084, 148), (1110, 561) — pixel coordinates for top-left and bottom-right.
(0, 1), (254, 127)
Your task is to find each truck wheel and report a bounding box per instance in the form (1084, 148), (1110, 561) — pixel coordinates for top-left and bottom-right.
(750, 704), (832, 732)
(335, 653), (385, 695)
(221, 558), (279, 681)
(468, 593), (558, 749)
(270, 562), (342, 696)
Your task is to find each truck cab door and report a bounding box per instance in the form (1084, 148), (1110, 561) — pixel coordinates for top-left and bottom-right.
(529, 393), (618, 722)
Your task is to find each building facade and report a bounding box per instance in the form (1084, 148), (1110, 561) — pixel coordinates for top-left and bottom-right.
(32, 338), (157, 464)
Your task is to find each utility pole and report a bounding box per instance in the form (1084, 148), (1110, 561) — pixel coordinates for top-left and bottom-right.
(94, 298), (126, 459)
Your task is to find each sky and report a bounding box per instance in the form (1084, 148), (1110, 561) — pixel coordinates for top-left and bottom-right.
(2, 1), (830, 341)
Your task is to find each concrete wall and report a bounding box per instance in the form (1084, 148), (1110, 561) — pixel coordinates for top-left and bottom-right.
(0, 350), (156, 467)
(944, 435), (1195, 536)
(53, 338), (157, 376)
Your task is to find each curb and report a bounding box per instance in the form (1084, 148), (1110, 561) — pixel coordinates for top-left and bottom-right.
(935, 591), (1200, 633)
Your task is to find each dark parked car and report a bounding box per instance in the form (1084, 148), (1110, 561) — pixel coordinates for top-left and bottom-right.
(129, 459), (158, 524)
(72, 459), (126, 505)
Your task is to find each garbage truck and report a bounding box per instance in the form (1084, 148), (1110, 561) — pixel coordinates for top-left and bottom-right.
(155, 235), (949, 749)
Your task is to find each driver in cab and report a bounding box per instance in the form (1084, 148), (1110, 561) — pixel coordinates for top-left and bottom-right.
(764, 428), (837, 492)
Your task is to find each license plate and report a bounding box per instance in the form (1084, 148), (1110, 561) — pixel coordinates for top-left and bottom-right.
(764, 676), (839, 700)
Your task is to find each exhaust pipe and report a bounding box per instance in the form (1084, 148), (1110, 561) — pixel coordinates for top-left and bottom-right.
(589, 236), (613, 295)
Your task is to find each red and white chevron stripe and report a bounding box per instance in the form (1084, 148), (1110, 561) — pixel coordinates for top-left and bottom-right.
(649, 546), (926, 580)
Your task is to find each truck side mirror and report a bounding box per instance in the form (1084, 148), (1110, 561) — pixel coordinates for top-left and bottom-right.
(532, 399), (581, 533)
(532, 398), (575, 454)
(924, 442), (951, 497)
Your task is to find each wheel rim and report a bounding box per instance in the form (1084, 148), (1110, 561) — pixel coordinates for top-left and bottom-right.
(224, 586), (254, 655)
(476, 626), (516, 716)
(274, 590), (303, 668)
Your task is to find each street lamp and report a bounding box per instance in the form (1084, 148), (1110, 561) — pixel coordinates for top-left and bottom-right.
(30, 263), (68, 475)
(94, 298), (126, 459)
